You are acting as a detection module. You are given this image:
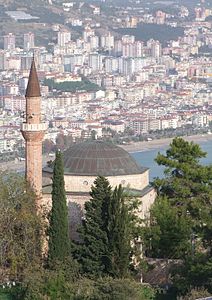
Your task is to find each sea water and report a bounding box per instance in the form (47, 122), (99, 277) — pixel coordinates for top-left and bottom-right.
(131, 140), (212, 181)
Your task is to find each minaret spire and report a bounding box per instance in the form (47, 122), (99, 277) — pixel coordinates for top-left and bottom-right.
(25, 56), (41, 97)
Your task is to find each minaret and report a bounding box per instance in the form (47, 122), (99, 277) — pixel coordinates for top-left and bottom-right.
(21, 58), (47, 203)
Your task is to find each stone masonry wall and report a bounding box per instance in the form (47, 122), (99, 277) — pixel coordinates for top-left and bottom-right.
(62, 171), (149, 193)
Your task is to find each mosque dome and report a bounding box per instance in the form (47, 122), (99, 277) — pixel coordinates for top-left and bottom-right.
(62, 141), (144, 176)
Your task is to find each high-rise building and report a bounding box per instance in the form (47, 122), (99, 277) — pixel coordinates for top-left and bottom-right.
(89, 36), (99, 50)
(122, 43), (135, 57)
(64, 54), (84, 72)
(147, 39), (162, 59)
(0, 50), (6, 70)
(21, 55), (33, 70)
(101, 33), (114, 50)
(33, 48), (42, 69)
(105, 57), (118, 73)
(4, 33), (16, 50)
(89, 53), (103, 71)
(114, 40), (123, 56)
(122, 58), (135, 76)
(24, 32), (35, 50)
(135, 41), (144, 57)
(151, 41), (162, 59)
(57, 30), (71, 47)
(83, 26), (95, 42)
(21, 58), (47, 203)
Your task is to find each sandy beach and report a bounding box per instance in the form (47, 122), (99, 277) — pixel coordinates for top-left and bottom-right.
(120, 134), (212, 153)
(1, 134), (211, 173)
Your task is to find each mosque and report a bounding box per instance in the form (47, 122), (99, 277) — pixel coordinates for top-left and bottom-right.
(21, 59), (156, 229)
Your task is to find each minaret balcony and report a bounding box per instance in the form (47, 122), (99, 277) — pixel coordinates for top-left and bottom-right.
(21, 123), (48, 132)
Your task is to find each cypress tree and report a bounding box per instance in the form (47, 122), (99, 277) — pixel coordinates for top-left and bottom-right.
(48, 151), (70, 263)
(106, 185), (132, 278)
(76, 176), (112, 277)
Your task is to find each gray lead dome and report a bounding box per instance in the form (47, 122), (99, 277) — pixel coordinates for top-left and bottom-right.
(63, 141), (145, 176)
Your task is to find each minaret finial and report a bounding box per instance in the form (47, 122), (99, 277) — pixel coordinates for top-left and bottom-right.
(25, 56), (41, 98)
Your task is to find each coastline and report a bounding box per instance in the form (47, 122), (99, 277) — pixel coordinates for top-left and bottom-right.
(120, 134), (212, 153)
(1, 134), (212, 173)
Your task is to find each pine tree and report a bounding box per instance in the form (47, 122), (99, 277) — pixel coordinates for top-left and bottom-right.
(48, 151), (70, 263)
(76, 176), (112, 277)
(105, 185), (132, 278)
(142, 196), (192, 259)
(153, 137), (212, 252)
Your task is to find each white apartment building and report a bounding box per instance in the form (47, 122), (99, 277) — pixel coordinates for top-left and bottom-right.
(57, 30), (71, 47)
(89, 36), (99, 50)
(130, 116), (178, 134)
(23, 32), (35, 50)
(160, 117), (178, 129)
(192, 114), (208, 127)
(89, 53), (104, 71)
(122, 35), (135, 44)
(105, 57), (119, 73)
(4, 33), (15, 50)
(101, 33), (114, 50)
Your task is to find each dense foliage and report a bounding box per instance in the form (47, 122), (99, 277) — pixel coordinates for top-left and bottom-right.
(7, 269), (155, 300)
(44, 78), (101, 92)
(143, 196), (192, 259)
(117, 24), (184, 46)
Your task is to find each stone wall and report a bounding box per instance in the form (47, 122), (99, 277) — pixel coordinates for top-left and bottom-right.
(137, 188), (157, 220)
(43, 170), (149, 193)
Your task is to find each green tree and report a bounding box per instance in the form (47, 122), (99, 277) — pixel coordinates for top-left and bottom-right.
(105, 185), (133, 278)
(0, 173), (42, 282)
(16, 258), (80, 300)
(153, 137), (212, 253)
(145, 138), (212, 296)
(142, 197), (192, 258)
(48, 151), (70, 264)
(75, 176), (112, 277)
(43, 78), (101, 92)
(173, 254), (212, 295)
(75, 177), (141, 279)
(177, 287), (211, 300)
(154, 137), (212, 214)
